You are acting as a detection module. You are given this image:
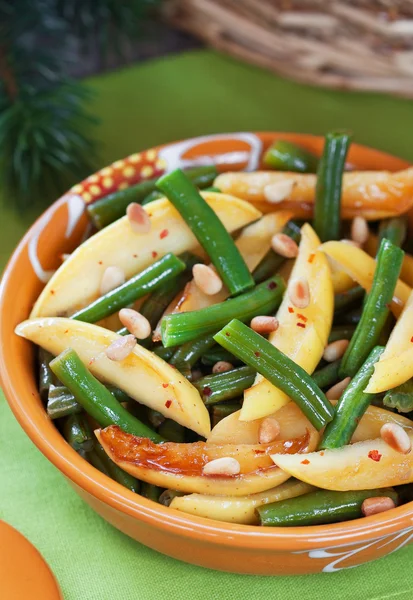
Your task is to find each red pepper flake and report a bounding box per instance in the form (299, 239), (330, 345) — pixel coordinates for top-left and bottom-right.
(368, 450), (382, 462)
(254, 351), (261, 357)
(301, 459), (310, 465)
(165, 400), (172, 409)
(203, 386), (212, 397)
(296, 322), (306, 329)
(288, 306), (294, 314)
(267, 281), (277, 290)
(320, 451), (325, 456)
(297, 313), (308, 322)
(308, 253), (315, 264)
(98, 261), (103, 265)
(162, 383), (169, 388)
(254, 449), (265, 454)
(151, 251), (158, 258)
(64, 329), (69, 334)
(160, 229), (169, 239)
(88, 358), (96, 366)
(411, 336), (413, 343)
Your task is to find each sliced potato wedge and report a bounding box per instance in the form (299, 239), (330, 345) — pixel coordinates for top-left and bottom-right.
(208, 401), (412, 447)
(364, 291), (413, 393)
(214, 168), (413, 219)
(97, 425), (319, 496)
(241, 224), (333, 421)
(351, 404), (413, 443)
(31, 193), (261, 318)
(207, 403), (316, 445)
(15, 317), (210, 437)
(320, 241), (411, 317)
(271, 431), (413, 491)
(153, 211), (292, 335)
(170, 480), (315, 524)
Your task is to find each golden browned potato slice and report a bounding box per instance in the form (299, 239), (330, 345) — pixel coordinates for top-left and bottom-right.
(97, 425), (319, 496)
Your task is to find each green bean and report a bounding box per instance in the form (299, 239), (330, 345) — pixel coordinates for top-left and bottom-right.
(313, 131), (352, 242)
(157, 168), (254, 296)
(328, 325), (356, 343)
(71, 253), (185, 323)
(263, 140), (319, 173)
(194, 366), (256, 405)
(334, 285), (364, 314)
(47, 383), (129, 420)
(158, 419), (185, 442)
(258, 488), (398, 527)
(47, 385), (82, 419)
(140, 252), (201, 328)
(340, 239), (403, 378)
(253, 221), (301, 284)
(161, 276), (285, 347)
(334, 306), (362, 326)
(87, 165), (219, 229)
(50, 348), (163, 442)
(321, 346), (384, 449)
(312, 360), (341, 390)
(212, 402), (242, 427)
(141, 190), (163, 206)
(169, 334), (216, 378)
(140, 482), (163, 502)
(91, 439), (140, 493)
(88, 448), (111, 477)
(152, 345), (176, 362)
(203, 186), (221, 193)
(379, 216), (407, 248)
(384, 379), (413, 413)
(200, 348), (242, 367)
(38, 348), (55, 402)
(62, 413), (94, 453)
(214, 320), (334, 430)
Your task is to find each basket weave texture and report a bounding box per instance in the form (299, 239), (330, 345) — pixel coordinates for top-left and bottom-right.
(164, 0), (413, 97)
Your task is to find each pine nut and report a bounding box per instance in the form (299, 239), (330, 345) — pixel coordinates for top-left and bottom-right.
(126, 202), (151, 234)
(212, 361), (234, 374)
(380, 423), (412, 454)
(202, 457), (241, 476)
(326, 377), (351, 400)
(263, 180), (295, 203)
(250, 316), (279, 335)
(288, 277), (310, 309)
(258, 417), (281, 444)
(105, 334), (136, 361)
(323, 339), (349, 362)
(361, 496), (396, 517)
(119, 308), (151, 340)
(271, 233), (299, 258)
(193, 264), (223, 295)
(351, 216), (369, 245)
(100, 266), (125, 295)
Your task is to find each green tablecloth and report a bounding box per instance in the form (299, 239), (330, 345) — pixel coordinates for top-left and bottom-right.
(2, 49), (413, 600)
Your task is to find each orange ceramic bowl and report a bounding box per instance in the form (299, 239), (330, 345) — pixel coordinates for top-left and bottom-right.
(2, 132), (413, 576)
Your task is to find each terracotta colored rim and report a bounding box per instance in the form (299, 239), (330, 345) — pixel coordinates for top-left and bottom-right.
(1, 132), (413, 553)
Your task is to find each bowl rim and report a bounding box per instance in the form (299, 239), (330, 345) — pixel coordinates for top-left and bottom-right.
(2, 131), (413, 553)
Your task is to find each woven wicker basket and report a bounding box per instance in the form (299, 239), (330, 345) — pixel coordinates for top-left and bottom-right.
(163, 0), (413, 97)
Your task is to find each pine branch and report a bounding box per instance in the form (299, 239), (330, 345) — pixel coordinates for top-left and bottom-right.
(0, 0), (160, 211)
